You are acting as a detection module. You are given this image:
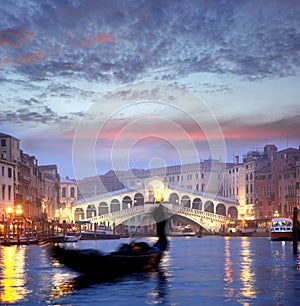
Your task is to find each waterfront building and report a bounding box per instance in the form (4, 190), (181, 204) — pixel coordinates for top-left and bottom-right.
(19, 151), (46, 220)
(296, 161), (300, 207)
(60, 176), (78, 222)
(0, 132), (21, 163)
(0, 159), (15, 218)
(275, 147), (300, 217)
(39, 165), (60, 220)
(241, 145), (277, 219)
(0, 131), (62, 221)
(223, 156), (246, 219)
(253, 146), (300, 219)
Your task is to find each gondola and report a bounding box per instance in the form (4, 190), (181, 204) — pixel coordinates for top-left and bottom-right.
(52, 204), (169, 278)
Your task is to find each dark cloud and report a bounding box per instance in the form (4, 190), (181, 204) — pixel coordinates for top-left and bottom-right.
(0, 0), (299, 84)
(0, 105), (71, 125)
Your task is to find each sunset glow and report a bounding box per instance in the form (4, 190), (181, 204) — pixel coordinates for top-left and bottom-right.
(0, 1), (299, 178)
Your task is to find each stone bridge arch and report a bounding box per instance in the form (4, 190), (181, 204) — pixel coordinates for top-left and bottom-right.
(192, 198), (202, 210)
(99, 202), (108, 215)
(134, 193), (144, 206)
(204, 200), (214, 213)
(122, 196), (132, 209)
(87, 204), (96, 218)
(169, 192), (179, 204)
(74, 207), (84, 221)
(71, 180), (239, 230)
(216, 203), (226, 216)
(228, 206), (238, 219)
(181, 195), (191, 207)
(111, 199), (121, 212)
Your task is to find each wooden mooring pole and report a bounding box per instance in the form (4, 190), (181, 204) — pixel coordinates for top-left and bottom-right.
(293, 207), (298, 255)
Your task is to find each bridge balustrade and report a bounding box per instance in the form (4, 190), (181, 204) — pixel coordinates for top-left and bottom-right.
(85, 203), (226, 233)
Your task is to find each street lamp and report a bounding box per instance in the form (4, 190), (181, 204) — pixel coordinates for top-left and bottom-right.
(5, 207), (13, 244)
(15, 205), (23, 242)
(5, 206), (13, 217)
(16, 205), (23, 216)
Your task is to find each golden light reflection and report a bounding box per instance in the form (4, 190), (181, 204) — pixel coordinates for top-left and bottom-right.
(0, 246), (28, 304)
(151, 180), (165, 203)
(223, 237), (234, 299)
(49, 266), (80, 299)
(240, 237), (256, 300)
(297, 254), (300, 271)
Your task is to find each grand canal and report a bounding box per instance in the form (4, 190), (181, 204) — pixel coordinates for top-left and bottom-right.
(1, 236), (300, 305)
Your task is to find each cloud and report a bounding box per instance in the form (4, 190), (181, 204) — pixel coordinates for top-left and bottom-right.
(221, 113), (300, 141)
(0, 28), (34, 47)
(79, 33), (116, 46)
(1, 0), (299, 84)
(0, 105), (70, 125)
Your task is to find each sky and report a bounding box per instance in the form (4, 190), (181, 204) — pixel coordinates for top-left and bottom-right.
(0, 0), (300, 180)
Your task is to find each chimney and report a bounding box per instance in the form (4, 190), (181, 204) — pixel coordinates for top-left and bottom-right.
(234, 156), (239, 165)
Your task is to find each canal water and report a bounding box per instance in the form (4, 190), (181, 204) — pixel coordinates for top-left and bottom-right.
(1, 236), (300, 305)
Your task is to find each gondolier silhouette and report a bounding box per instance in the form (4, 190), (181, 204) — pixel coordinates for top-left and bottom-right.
(152, 203), (170, 251)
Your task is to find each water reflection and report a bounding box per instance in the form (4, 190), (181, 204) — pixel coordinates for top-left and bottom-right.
(146, 269), (170, 305)
(239, 237), (256, 303)
(224, 237), (234, 300)
(49, 268), (170, 305)
(223, 237), (256, 305)
(0, 246), (29, 304)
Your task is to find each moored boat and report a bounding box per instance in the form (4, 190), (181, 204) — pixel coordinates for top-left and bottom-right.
(80, 228), (120, 240)
(270, 217), (293, 241)
(169, 225), (197, 237)
(64, 234), (82, 242)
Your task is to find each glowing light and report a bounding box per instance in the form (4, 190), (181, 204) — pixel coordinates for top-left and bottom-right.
(16, 205), (23, 216)
(151, 179), (165, 203)
(0, 246), (28, 304)
(5, 207), (13, 216)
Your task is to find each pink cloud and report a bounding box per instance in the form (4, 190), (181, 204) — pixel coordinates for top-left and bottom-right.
(79, 33), (116, 46)
(18, 50), (47, 65)
(0, 28), (35, 47)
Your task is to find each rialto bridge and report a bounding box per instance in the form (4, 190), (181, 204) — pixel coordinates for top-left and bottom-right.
(71, 177), (239, 233)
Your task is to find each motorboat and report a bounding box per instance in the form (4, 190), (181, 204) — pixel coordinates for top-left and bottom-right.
(270, 217), (293, 241)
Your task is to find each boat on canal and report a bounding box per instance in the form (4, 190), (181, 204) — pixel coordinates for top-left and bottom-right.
(80, 227), (120, 240)
(52, 203), (170, 278)
(52, 239), (167, 278)
(270, 217), (293, 241)
(169, 225), (197, 237)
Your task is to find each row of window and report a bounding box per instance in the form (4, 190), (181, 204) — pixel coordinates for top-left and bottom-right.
(224, 187), (239, 197)
(1, 166), (13, 178)
(1, 184), (12, 201)
(61, 186), (76, 198)
(168, 173), (206, 182)
(228, 168), (239, 174)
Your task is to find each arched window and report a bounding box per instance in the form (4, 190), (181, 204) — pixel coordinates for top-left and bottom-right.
(70, 187), (75, 198)
(62, 187), (66, 198)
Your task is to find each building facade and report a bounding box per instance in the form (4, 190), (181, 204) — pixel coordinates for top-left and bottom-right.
(0, 159), (15, 218)
(223, 156), (246, 219)
(0, 132), (61, 221)
(60, 177), (78, 222)
(39, 165), (60, 220)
